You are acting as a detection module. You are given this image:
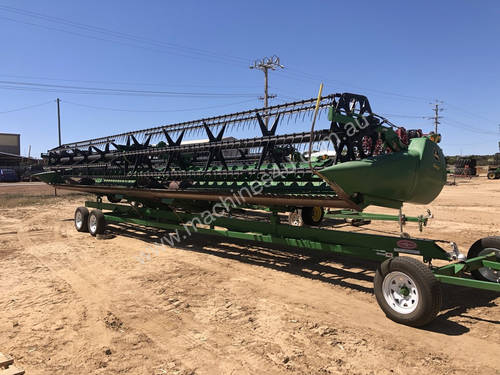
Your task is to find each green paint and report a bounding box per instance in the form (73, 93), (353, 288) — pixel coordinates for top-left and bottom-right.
(34, 171), (63, 184)
(85, 199), (500, 293)
(325, 210), (428, 224)
(400, 286), (410, 297)
(434, 252), (499, 274)
(86, 200), (450, 262)
(435, 275), (500, 292)
(319, 137), (446, 207)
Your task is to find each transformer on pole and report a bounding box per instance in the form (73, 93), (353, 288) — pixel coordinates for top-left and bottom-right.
(250, 56), (284, 126)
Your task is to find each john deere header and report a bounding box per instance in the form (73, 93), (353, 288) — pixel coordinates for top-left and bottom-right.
(38, 92), (446, 211)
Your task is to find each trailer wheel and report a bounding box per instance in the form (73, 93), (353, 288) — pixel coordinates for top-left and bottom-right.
(301, 206), (324, 226)
(88, 209), (106, 236)
(107, 194), (122, 203)
(74, 207), (89, 232)
(288, 210), (303, 226)
(374, 257), (442, 327)
(487, 172), (496, 180)
(467, 237), (500, 282)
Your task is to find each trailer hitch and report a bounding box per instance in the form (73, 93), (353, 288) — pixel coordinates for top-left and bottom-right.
(447, 242), (467, 261)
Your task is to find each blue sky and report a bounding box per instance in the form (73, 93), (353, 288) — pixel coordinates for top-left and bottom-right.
(0, 0), (498, 157)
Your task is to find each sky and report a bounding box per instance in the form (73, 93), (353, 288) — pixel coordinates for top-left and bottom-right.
(0, 0), (498, 158)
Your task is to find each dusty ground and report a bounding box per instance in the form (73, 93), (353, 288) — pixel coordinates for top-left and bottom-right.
(0, 182), (74, 197)
(0, 178), (499, 375)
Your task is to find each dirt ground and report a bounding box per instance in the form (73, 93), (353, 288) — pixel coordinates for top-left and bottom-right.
(0, 178), (499, 375)
(0, 182), (74, 197)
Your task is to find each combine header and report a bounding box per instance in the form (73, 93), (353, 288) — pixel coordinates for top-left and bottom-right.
(37, 90), (500, 327)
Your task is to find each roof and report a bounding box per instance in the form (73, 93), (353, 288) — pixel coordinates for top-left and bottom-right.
(0, 151), (39, 161)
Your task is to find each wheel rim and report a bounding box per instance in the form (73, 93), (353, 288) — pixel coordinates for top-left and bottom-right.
(382, 271), (419, 314)
(75, 211), (83, 229)
(312, 207), (322, 222)
(289, 212), (301, 226)
(477, 248), (500, 282)
(89, 214), (97, 233)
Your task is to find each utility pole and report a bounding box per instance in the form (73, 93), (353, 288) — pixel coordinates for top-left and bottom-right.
(55, 98), (61, 196)
(429, 100), (443, 134)
(496, 124), (500, 152)
(250, 55), (284, 126)
(57, 98), (62, 146)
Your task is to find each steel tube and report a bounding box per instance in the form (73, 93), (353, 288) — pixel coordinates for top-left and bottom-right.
(54, 184), (352, 208)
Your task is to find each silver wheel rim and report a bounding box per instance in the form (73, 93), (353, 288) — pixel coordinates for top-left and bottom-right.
(75, 211), (83, 229)
(89, 214), (97, 234)
(289, 212), (301, 226)
(382, 271), (419, 314)
(478, 248), (500, 282)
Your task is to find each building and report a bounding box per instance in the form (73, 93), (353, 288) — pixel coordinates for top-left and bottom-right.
(0, 133), (43, 180)
(0, 151), (43, 180)
(0, 133), (20, 155)
(0, 151), (34, 168)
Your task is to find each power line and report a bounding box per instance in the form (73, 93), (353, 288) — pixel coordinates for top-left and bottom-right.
(2, 4), (248, 64)
(441, 118), (497, 135)
(443, 101), (495, 123)
(273, 92), (302, 101)
(0, 14), (193, 60)
(0, 80), (259, 98)
(274, 69), (435, 102)
(0, 6), (249, 67)
(379, 113), (425, 119)
(0, 5), (447, 104)
(0, 73), (261, 89)
(63, 98), (257, 113)
(0, 100), (53, 114)
(3, 4), (497, 124)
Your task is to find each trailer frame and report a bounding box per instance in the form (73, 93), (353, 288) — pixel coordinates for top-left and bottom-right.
(82, 197), (500, 295)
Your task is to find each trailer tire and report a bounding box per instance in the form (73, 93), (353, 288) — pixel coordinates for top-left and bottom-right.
(107, 194), (122, 203)
(88, 209), (106, 236)
(467, 237), (500, 282)
(374, 257), (442, 327)
(487, 172), (496, 180)
(74, 207), (89, 232)
(301, 206), (324, 226)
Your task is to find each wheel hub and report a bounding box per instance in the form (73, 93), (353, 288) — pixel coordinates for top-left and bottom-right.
(478, 248), (500, 282)
(75, 211), (83, 229)
(89, 215), (97, 233)
(289, 211), (302, 226)
(312, 207), (322, 221)
(399, 285), (410, 297)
